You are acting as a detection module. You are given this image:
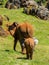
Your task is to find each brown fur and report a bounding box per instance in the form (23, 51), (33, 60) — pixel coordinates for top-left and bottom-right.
(24, 38), (34, 59)
(8, 22), (34, 53)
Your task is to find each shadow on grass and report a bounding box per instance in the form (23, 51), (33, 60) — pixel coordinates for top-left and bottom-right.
(17, 57), (27, 60)
(1, 49), (22, 54)
(5, 49), (22, 53)
(5, 50), (10, 52)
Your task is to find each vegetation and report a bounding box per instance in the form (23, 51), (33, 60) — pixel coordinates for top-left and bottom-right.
(0, 0), (7, 7)
(0, 0), (47, 7)
(0, 8), (49, 65)
(35, 0), (46, 3)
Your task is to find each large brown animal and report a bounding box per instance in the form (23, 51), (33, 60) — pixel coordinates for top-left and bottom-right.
(8, 22), (34, 53)
(24, 38), (34, 59)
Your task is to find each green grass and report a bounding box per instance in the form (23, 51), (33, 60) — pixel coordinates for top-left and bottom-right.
(0, 8), (49, 65)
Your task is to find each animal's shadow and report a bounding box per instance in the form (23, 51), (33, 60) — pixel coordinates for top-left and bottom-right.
(5, 50), (10, 52)
(17, 57), (28, 60)
(5, 50), (27, 60)
(2, 49), (22, 54)
(1, 49), (29, 60)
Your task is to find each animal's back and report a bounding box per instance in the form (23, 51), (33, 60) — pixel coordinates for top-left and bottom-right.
(18, 22), (34, 38)
(25, 38), (34, 50)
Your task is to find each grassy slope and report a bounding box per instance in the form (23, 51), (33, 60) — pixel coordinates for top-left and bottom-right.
(0, 8), (49, 65)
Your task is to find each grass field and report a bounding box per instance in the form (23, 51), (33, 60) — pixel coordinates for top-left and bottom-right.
(0, 8), (49, 65)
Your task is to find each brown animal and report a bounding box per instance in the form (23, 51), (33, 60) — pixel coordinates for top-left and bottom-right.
(24, 38), (34, 59)
(8, 22), (34, 53)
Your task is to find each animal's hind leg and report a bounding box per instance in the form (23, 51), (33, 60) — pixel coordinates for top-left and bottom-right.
(26, 52), (29, 59)
(20, 43), (26, 54)
(30, 50), (33, 60)
(20, 40), (26, 54)
(26, 49), (29, 59)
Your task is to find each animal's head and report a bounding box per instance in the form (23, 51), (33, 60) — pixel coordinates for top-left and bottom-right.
(8, 22), (18, 36)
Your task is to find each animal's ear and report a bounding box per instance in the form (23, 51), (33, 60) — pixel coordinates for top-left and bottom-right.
(13, 22), (18, 27)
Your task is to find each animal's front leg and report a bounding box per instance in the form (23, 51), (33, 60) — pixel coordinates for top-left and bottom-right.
(14, 39), (17, 51)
